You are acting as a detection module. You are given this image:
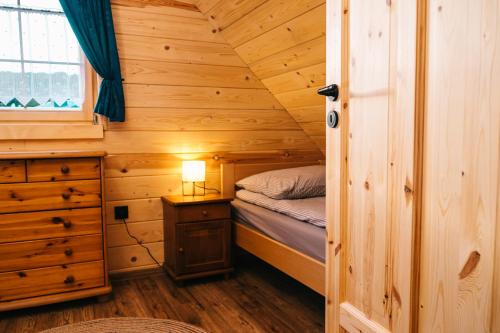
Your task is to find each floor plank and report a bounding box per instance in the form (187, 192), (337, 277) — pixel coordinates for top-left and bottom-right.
(0, 254), (324, 333)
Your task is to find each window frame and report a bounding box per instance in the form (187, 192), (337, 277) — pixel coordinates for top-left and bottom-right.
(0, 1), (97, 123)
(0, 60), (97, 122)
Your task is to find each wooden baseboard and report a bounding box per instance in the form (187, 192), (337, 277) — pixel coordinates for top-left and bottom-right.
(109, 265), (164, 281)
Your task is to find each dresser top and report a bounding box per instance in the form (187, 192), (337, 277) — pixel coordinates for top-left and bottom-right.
(162, 194), (233, 206)
(0, 151), (106, 160)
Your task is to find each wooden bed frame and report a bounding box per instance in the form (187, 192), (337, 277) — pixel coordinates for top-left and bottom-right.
(221, 162), (326, 296)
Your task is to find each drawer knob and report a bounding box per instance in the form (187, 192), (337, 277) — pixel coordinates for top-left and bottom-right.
(61, 165), (70, 174)
(62, 192), (71, 200)
(64, 275), (75, 284)
(64, 248), (73, 256)
(202, 210), (208, 216)
(63, 220), (72, 229)
(178, 247), (184, 253)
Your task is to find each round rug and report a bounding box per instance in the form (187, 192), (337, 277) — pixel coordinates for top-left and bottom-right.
(40, 317), (207, 333)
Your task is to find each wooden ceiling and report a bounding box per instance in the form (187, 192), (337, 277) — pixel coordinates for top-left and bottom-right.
(193, 0), (326, 152)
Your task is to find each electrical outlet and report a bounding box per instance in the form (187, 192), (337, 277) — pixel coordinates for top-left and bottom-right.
(114, 206), (129, 220)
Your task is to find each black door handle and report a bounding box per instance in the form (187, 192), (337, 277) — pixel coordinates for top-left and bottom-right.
(317, 84), (339, 101)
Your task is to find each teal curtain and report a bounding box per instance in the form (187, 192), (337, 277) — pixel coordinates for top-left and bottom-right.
(59, 0), (125, 122)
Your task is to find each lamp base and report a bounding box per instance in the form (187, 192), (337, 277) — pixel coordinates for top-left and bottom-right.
(182, 181), (206, 196)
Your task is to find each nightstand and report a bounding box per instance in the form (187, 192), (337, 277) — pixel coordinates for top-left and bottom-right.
(161, 194), (234, 282)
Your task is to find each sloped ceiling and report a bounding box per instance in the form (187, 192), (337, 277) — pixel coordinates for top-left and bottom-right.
(194, 0), (326, 152)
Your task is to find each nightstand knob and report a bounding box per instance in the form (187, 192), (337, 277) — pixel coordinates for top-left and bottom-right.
(202, 210), (208, 216)
(178, 247), (184, 253)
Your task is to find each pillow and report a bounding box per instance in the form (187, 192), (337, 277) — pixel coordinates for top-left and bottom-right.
(236, 165), (325, 199)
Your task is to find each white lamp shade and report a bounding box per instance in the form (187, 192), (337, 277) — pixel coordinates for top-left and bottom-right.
(182, 160), (206, 182)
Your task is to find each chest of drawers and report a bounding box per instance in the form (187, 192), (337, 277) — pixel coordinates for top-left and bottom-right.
(0, 151), (111, 311)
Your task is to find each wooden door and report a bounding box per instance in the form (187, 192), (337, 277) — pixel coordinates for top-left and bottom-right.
(326, 0), (500, 332)
(418, 0), (500, 332)
(175, 220), (231, 275)
(325, 0), (419, 332)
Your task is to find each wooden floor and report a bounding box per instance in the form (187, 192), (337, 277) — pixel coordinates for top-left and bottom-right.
(0, 254), (324, 333)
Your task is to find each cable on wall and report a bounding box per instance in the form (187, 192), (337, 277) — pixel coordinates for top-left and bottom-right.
(122, 218), (162, 268)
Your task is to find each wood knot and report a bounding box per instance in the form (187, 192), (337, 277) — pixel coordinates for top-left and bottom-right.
(164, 45), (170, 50)
(392, 286), (402, 306)
(334, 243), (342, 256)
(459, 251), (480, 279)
(131, 256), (137, 262)
(121, 168), (128, 173)
(364, 181), (370, 190)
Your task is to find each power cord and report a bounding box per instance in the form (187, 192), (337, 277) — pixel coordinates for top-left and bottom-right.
(122, 218), (162, 268)
(195, 184), (221, 193)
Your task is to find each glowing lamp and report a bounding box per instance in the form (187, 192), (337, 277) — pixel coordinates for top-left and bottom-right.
(182, 160), (206, 196)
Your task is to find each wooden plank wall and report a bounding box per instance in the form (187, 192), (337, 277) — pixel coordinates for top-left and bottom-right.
(0, 0), (323, 275)
(195, 0), (327, 152)
(418, 0), (500, 332)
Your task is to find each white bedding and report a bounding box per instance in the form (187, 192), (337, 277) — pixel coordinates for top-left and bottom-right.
(235, 189), (326, 228)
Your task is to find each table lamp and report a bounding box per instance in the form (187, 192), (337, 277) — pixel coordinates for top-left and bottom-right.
(182, 160), (206, 196)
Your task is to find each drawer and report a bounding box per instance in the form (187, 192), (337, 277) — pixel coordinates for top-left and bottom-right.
(0, 208), (103, 243)
(177, 203), (230, 223)
(0, 160), (26, 184)
(0, 234), (103, 273)
(27, 158), (100, 182)
(0, 260), (104, 302)
(0, 180), (101, 214)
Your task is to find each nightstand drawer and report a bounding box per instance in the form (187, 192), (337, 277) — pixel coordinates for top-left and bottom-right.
(0, 261), (104, 302)
(0, 160), (26, 184)
(177, 203), (230, 223)
(0, 234), (103, 273)
(27, 158), (100, 182)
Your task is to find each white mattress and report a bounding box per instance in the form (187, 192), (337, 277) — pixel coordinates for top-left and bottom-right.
(231, 198), (326, 262)
(235, 189), (326, 228)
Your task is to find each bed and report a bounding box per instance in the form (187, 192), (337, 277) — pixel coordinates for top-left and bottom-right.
(220, 162), (326, 296)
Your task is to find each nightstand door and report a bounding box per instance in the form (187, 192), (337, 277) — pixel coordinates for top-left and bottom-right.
(175, 220), (231, 275)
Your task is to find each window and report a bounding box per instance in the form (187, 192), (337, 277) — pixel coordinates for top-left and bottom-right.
(0, 0), (87, 111)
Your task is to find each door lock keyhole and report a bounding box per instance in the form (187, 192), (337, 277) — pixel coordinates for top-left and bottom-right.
(327, 110), (339, 128)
